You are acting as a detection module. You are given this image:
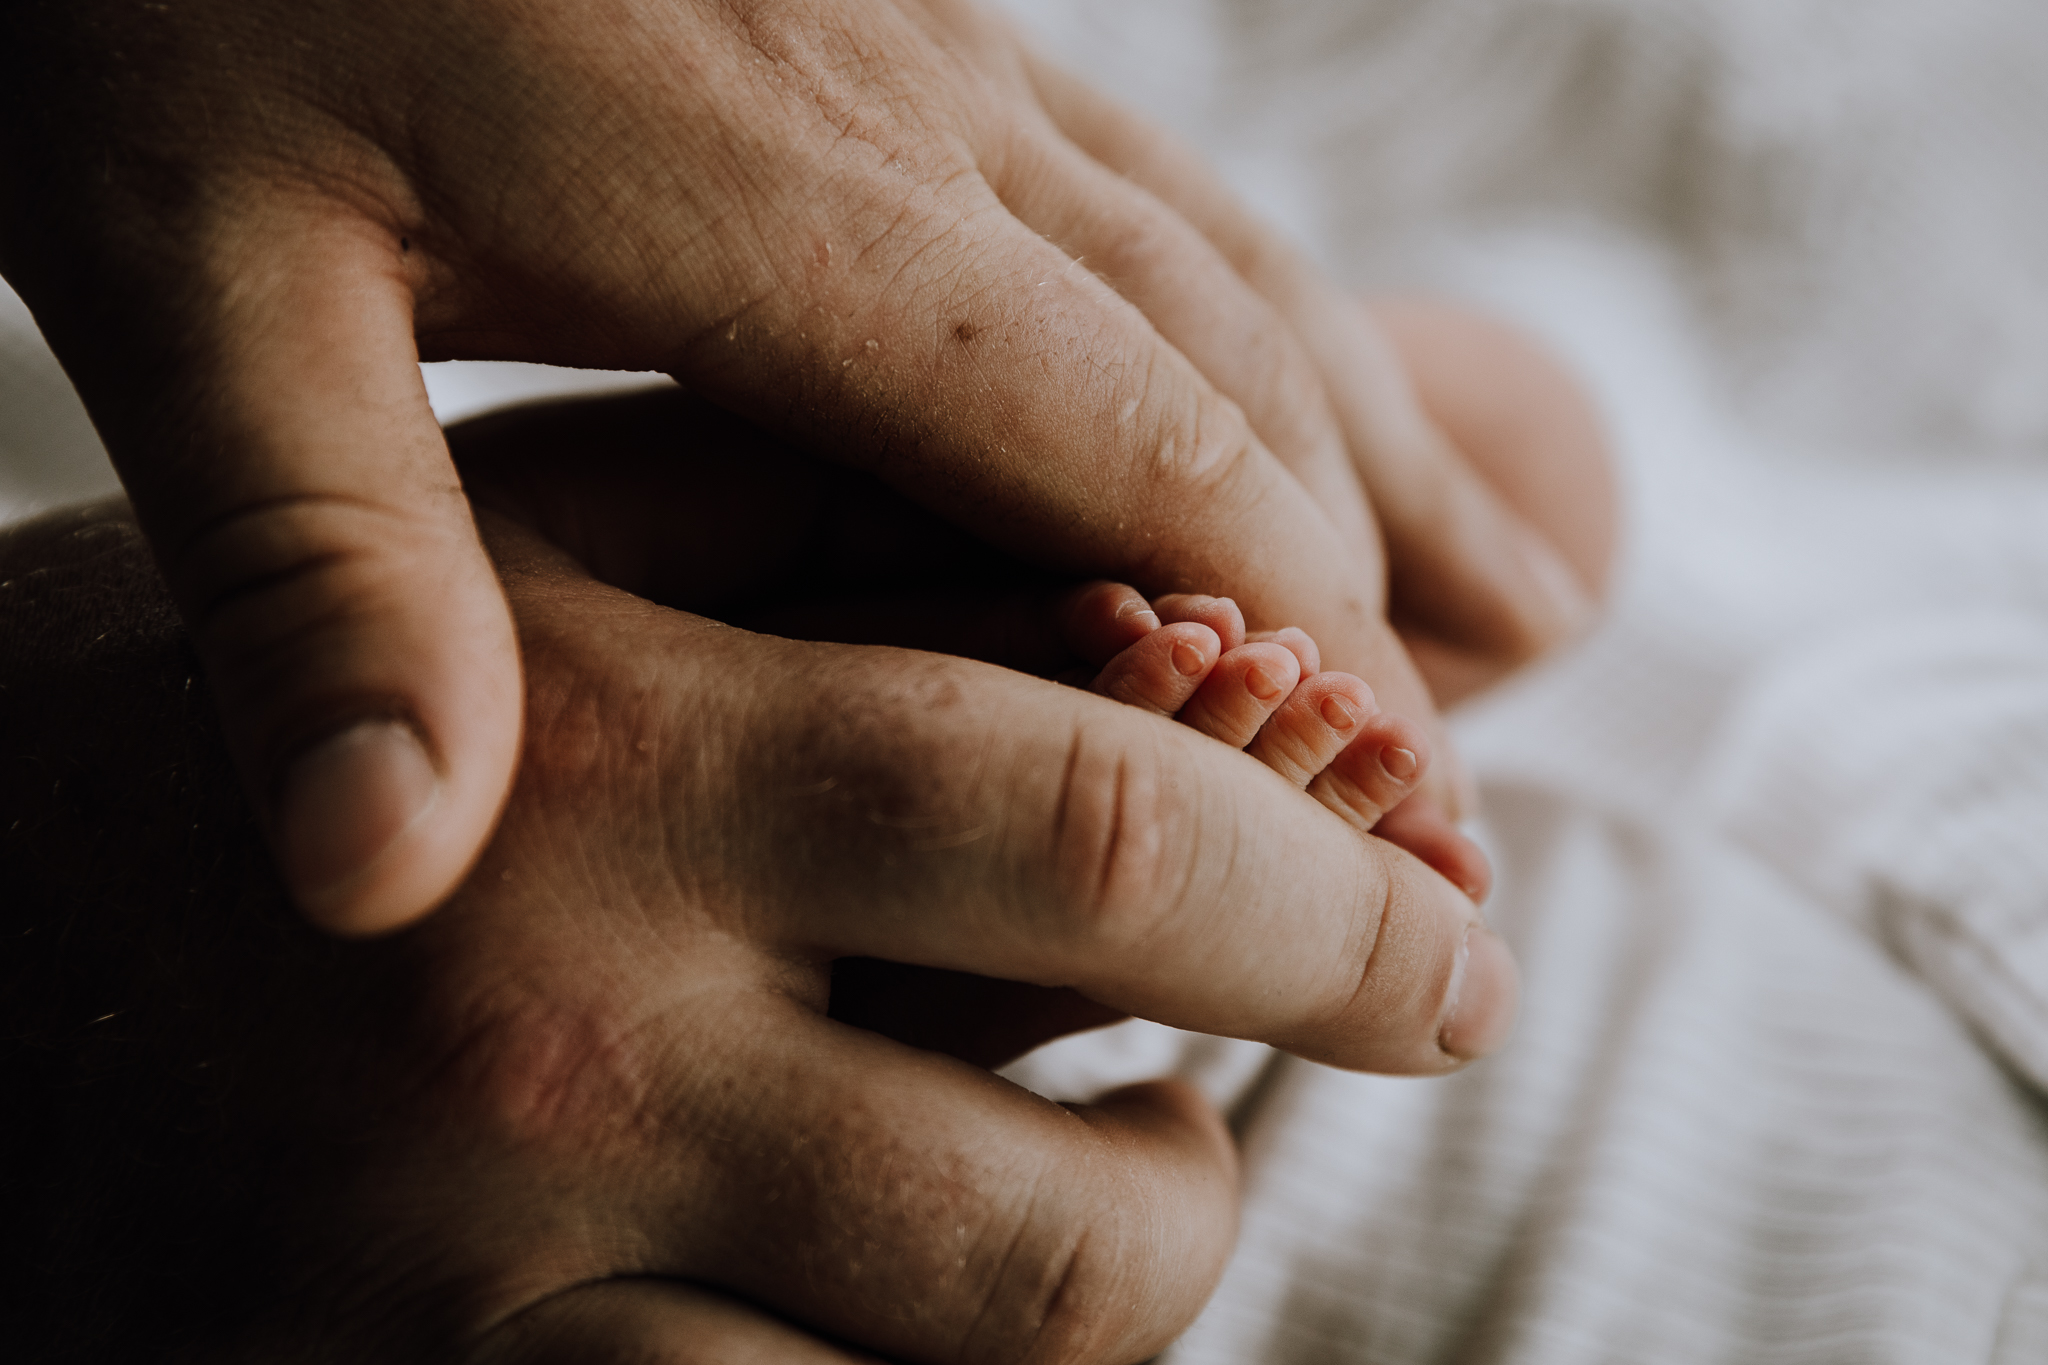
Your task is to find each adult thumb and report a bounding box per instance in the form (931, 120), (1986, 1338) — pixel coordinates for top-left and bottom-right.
(85, 209), (520, 935)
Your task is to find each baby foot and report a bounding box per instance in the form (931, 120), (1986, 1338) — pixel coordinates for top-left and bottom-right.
(1057, 581), (1458, 855)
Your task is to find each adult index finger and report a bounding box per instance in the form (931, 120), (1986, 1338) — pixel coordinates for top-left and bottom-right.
(769, 657), (1516, 1071)
(610, 611), (1518, 1075)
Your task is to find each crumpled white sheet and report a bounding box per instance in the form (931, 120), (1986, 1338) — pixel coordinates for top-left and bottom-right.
(1711, 614), (2048, 1097)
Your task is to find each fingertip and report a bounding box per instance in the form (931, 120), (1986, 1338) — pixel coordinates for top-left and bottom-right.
(1273, 838), (1516, 1076)
(249, 538), (522, 937)
(258, 565), (523, 937)
(277, 717), (442, 933)
(279, 703), (514, 936)
(1437, 924), (1518, 1062)
(1340, 845), (1516, 1073)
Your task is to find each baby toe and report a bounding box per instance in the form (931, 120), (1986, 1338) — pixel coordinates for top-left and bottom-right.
(1089, 621), (1222, 716)
(1058, 580), (1162, 667)
(1244, 671), (1376, 788)
(1153, 594), (1247, 652)
(1173, 641), (1301, 749)
(1373, 796), (1494, 904)
(1307, 709), (1434, 833)
(1245, 626), (1321, 678)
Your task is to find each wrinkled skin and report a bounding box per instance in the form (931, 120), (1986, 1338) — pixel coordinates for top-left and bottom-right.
(0, 0), (1589, 932)
(1, 395), (1510, 1364)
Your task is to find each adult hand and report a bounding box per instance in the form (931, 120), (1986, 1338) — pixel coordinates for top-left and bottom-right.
(3, 0), (1481, 936)
(2, 484), (1512, 1363)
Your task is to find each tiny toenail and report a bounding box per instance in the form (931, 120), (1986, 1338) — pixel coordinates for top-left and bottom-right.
(1246, 665), (1284, 700)
(1118, 602), (1162, 630)
(1380, 746), (1419, 780)
(1319, 696), (1357, 729)
(1171, 641), (1207, 676)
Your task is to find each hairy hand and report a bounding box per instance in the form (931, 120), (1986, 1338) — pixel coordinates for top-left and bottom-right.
(0, 0), (1533, 935)
(1, 493), (1511, 1364)
(0, 0), (1589, 933)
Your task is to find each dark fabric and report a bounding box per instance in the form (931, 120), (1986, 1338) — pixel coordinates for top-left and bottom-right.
(0, 501), (343, 1363)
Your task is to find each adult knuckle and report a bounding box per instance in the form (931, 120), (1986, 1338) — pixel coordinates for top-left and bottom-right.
(419, 980), (673, 1160)
(1018, 1234), (1143, 1365)
(360, 982), (706, 1336)
(868, 189), (1005, 314)
(1327, 856), (1431, 1053)
(1082, 197), (1179, 278)
(1045, 722), (1190, 953)
(974, 1181), (1154, 1365)
(1133, 355), (1261, 499)
(518, 619), (675, 799)
(1236, 318), (1340, 455)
